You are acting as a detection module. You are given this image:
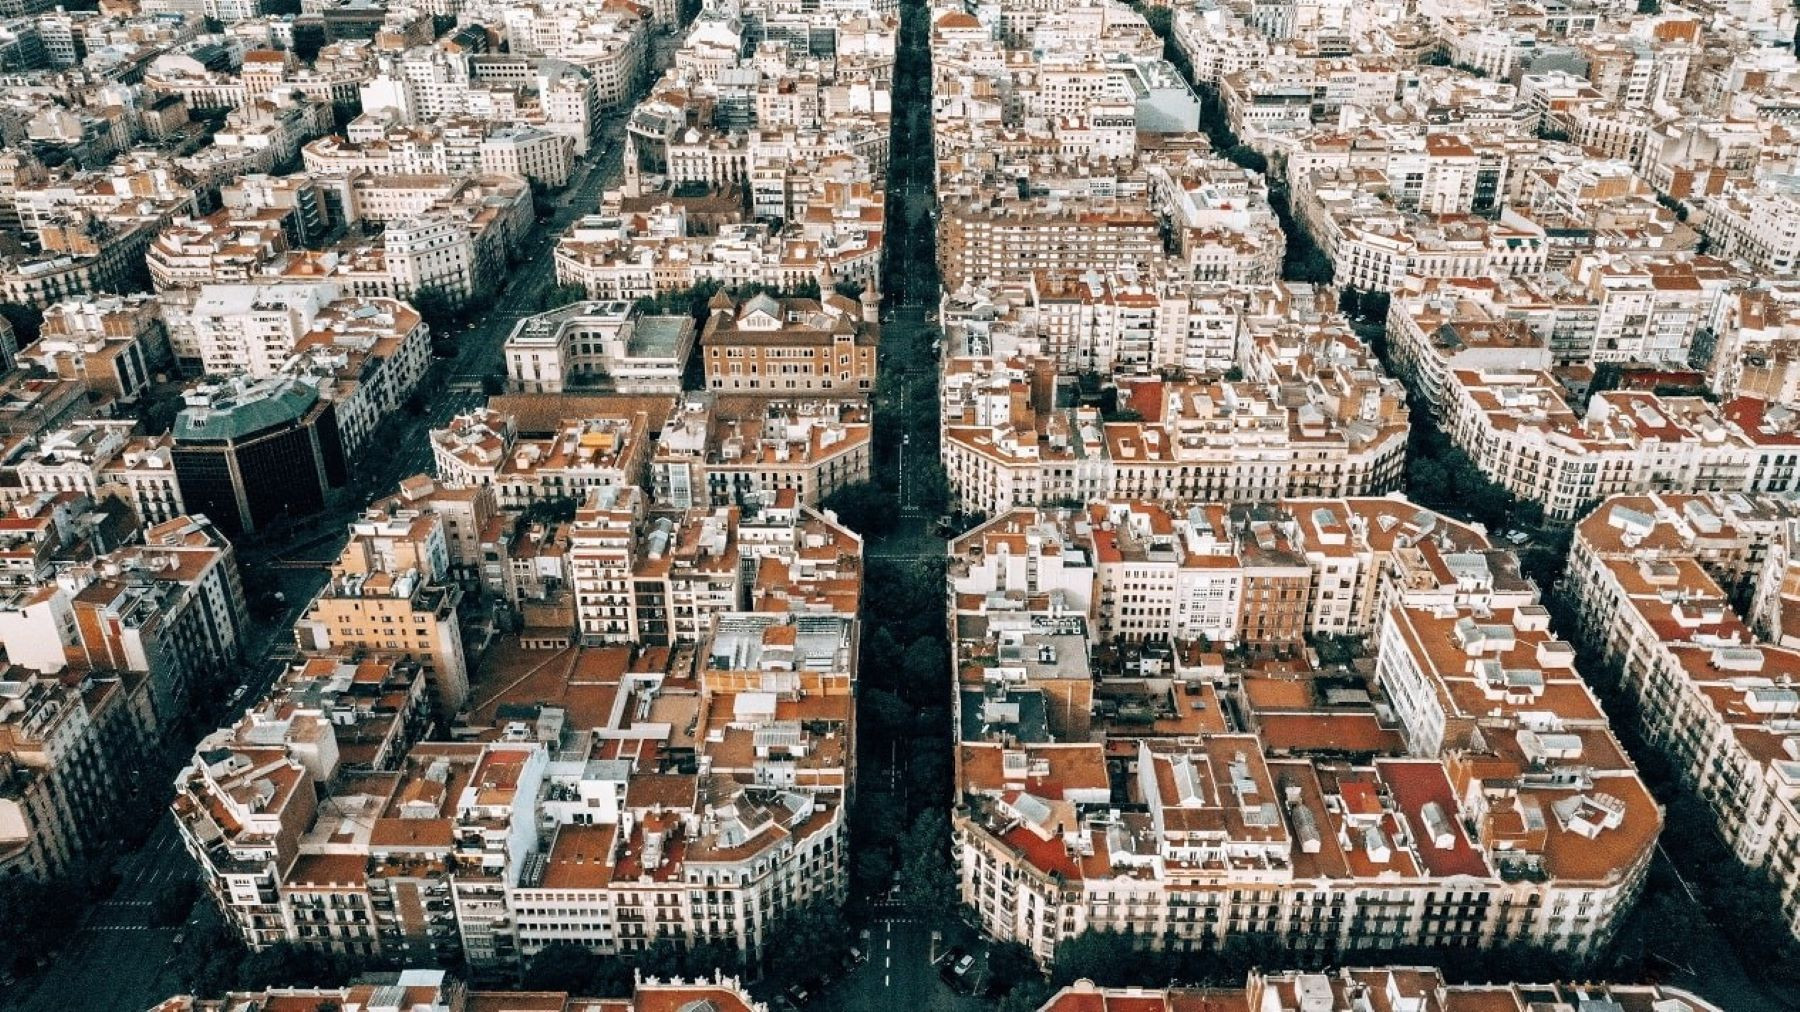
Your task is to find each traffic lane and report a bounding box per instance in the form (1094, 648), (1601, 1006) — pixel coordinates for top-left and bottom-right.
(823, 918), (979, 1012)
(17, 820), (188, 1012)
(17, 917), (178, 1012)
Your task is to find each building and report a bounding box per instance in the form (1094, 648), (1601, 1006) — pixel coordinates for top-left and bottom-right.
(174, 630), (854, 964)
(651, 395), (873, 508)
(700, 291), (879, 397)
(567, 484), (863, 646)
(1566, 493), (1800, 940)
(29, 294), (168, 404)
(295, 505), (469, 712)
(151, 968), (771, 1012)
(941, 366), (1408, 518)
(504, 300), (695, 395)
(1033, 971), (1722, 1012)
(169, 375), (347, 537)
(949, 496), (1658, 962)
(430, 406), (655, 510)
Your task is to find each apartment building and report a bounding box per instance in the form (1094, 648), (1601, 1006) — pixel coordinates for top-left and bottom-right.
(0, 667), (160, 879)
(1429, 367), (1788, 523)
(948, 498), (1658, 963)
(151, 968), (774, 1012)
(1700, 175), (1800, 276)
(938, 199), (1164, 293)
(188, 281), (340, 379)
(1032, 971), (1722, 1012)
(1294, 172), (1548, 294)
(567, 483), (863, 646)
(284, 298), (433, 455)
(554, 211), (885, 302)
(431, 406), (654, 509)
(95, 436), (185, 526)
(305, 120), (576, 188)
(956, 494), (1529, 653)
(651, 395), (873, 508)
(941, 368), (1407, 517)
(170, 656), (431, 953)
(0, 512), (249, 726)
(147, 211), (294, 331)
(1389, 256), (1744, 374)
(1566, 493), (1800, 941)
(29, 294), (168, 404)
(296, 507), (469, 712)
(175, 622), (854, 965)
(941, 273), (1247, 376)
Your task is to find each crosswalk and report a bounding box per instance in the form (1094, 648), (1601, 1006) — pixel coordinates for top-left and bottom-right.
(79, 899), (172, 934)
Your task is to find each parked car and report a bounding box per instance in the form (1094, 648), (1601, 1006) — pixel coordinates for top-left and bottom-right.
(938, 947), (972, 989)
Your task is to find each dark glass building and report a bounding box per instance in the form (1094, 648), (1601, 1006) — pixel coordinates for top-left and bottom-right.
(170, 376), (347, 537)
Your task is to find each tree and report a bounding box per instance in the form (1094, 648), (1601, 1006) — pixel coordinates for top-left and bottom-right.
(540, 283), (589, 311)
(1050, 930), (1142, 987)
(1290, 247), (1334, 284)
(410, 286), (459, 329)
(820, 481), (896, 538)
(151, 877), (199, 928)
(906, 740), (952, 808)
(523, 942), (634, 994)
(236, 943), (369, 990)
(0, 303), (42, 346)
(901, 638), (947, 689)
(983, 941), (1043, 999)
(1338, 286), (1362, 320)
(861, 687), (914, 742)
(852, 846), (896, 898)
(764, 900), (849, 986)
(852, 791), (907, 851)
(640, 937), (740, 979)
(1637, 0), (1661, 11)
(896, 810), (958, 923)
(170, 918), (250, 998)
(521, 495), (581, 526)
(1223, 144), (1267, 174)
(861, 625), (902, 675)
(0, 874), (82, 975)
(998, 979), (1055, 1012)
(916, 462), (952, 515)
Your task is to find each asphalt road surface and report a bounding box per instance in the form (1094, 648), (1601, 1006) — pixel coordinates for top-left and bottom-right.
(450, 114), (631, 387)
(810, 911), (986, 1012)
(13, 819), (189, 1012)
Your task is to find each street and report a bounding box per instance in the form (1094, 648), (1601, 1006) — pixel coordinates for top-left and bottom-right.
(808, 910), (987, 1012)
(450, 113), (632, 387)
(12, 819), (190, 1012)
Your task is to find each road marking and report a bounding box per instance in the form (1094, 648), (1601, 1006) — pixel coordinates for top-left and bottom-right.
(884, 975), (890, 988)
(886, 937), (891, 949)
(884, 955), (890, 968)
